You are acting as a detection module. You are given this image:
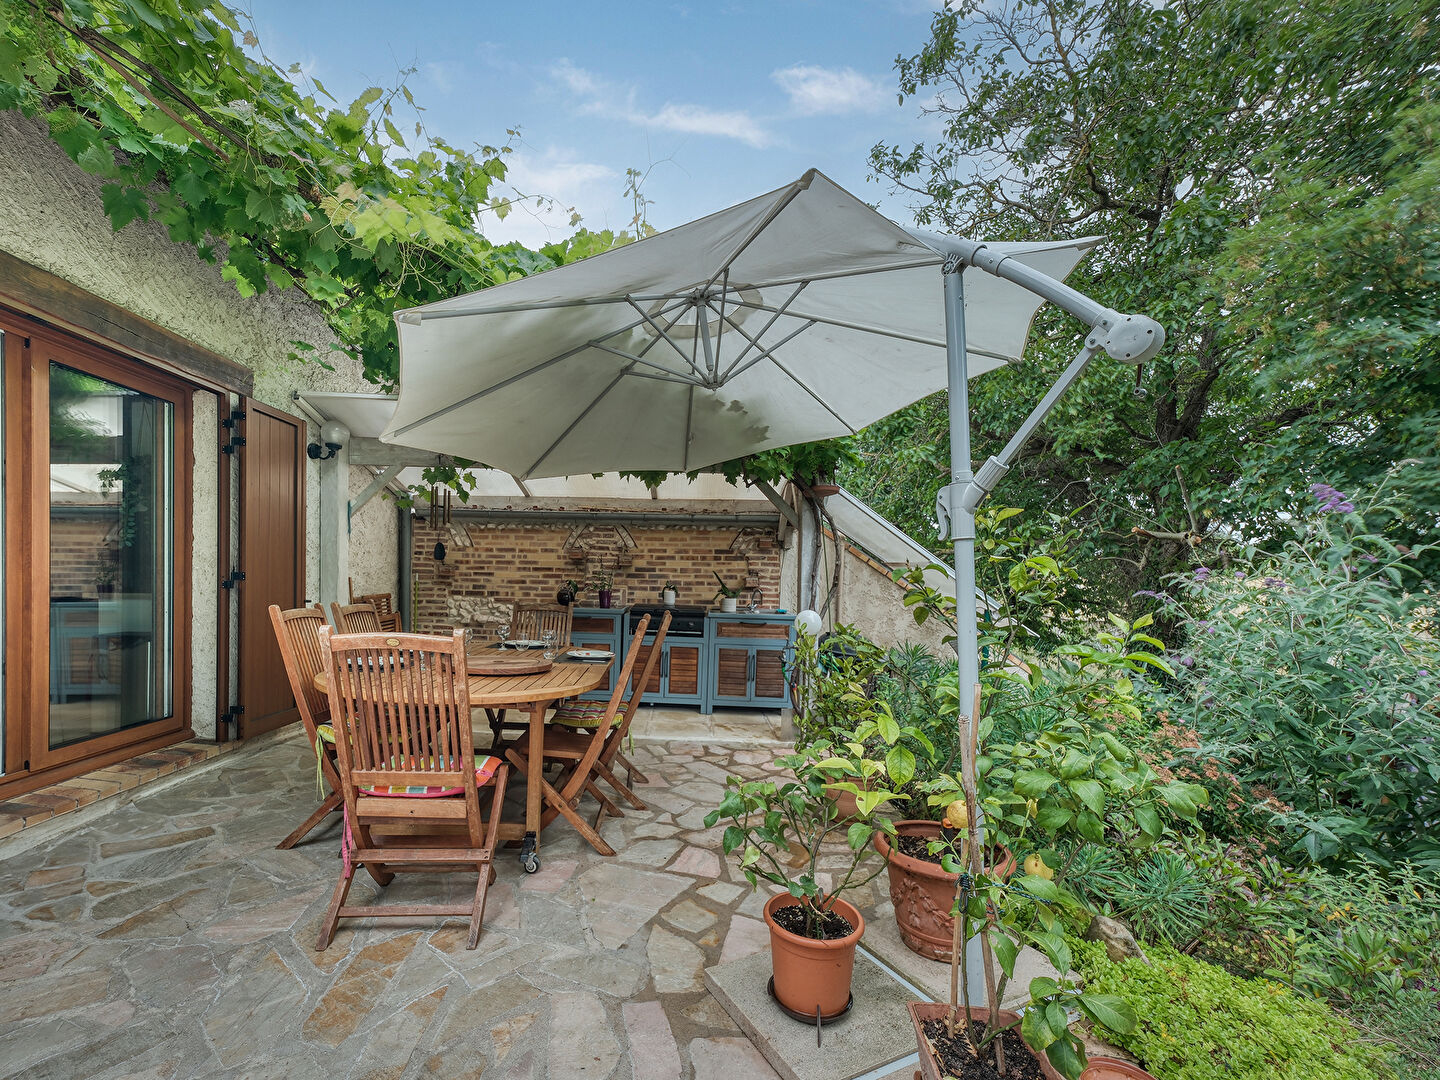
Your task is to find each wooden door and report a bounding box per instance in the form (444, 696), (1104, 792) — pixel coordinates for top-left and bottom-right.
(629, 640), (661, 695)
(753, 646), (789, 706)
(235, 399), (305, 737)
(711, 644), (753, 704)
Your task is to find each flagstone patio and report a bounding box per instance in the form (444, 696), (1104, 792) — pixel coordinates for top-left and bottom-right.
(0, 725), (901, 1080)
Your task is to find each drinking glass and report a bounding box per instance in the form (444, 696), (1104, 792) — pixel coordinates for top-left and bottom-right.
(497, 623), (511, 648)
(541, 629), (556, 660)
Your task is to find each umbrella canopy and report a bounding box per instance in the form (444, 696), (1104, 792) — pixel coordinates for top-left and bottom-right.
(383, 169), (1095, 479)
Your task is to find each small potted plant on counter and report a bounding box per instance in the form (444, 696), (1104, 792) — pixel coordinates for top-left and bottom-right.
(660, 581), (678, 606)
(712, 571), (740, 613)
(557, 578), (585, 605)
(706, 738), (900, 1020)
(589, 567), (615, 608)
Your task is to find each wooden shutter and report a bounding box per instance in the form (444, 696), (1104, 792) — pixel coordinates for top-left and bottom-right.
(235, 399), (306, 737)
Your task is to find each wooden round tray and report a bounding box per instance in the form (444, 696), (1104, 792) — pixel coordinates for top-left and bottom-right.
(467, 653), (554, 677)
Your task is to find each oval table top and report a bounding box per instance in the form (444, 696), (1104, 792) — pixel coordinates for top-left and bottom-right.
(312, 652), (612, 707)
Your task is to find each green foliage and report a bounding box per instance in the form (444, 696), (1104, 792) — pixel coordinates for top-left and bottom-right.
(1344, 987), (1440, 1080)
(1064, 846), (1210, 947)
(1150, 486), (1440, 867)
(860, 0), (1440, 615)
(1070, 938), (1394, 1080)
(703, 739), (899, 939)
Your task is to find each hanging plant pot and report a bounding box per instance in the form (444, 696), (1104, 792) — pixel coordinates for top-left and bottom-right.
(763, 893), (864, 1019)
(809, 482), (840, 498)
(909, 1002), (1065, 1080)
(874, 820), (1016, 962)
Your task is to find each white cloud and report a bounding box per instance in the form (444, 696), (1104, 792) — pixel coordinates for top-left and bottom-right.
(772, 64), (889, 116)
(550, 60), (772, 148)
(479, 148), (620, 249)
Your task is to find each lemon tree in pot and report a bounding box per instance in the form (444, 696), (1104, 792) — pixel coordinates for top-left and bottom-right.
(705, 738), (900, 1018)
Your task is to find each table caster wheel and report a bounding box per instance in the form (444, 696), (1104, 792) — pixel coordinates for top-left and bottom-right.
(520, 852), (540, 874)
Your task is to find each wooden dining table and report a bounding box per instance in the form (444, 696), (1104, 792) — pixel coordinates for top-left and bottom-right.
(314, 645), (613, 873)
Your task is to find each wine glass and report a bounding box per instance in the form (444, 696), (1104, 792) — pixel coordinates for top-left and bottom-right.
(497, 623), (511, 648)
(541, 629), (556, 660)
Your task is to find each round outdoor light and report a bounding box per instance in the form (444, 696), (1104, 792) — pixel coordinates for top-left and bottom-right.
(794, 609), (822, 638)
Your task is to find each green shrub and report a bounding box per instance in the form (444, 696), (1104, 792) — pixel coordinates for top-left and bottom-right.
(1345, 987), (1440, 1080)
(1071, 938), (1394, 1080)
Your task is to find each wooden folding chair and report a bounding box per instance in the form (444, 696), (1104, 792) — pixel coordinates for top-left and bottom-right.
(331, 601), (383, 634)
(356, 592), (401, 632)
(485, 602), (575, 749)
(542, 612), (670, 828)
(502, 614), (653, 856)
(316, 627), (510, 950)
(269, 604), (344, 849)
(511, 603), (573, 647)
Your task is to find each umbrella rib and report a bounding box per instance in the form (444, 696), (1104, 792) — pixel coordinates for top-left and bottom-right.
(403, 291), (681, 320)
(766, 354), (860, 436)
(727, 257), (940, 293)
(725, 299), (1013, 364)
(718, 317), (818, 384)
(625, 296), (703, 377)
(592, 343), (706, 384)
(683, 385), (694, 473)
(387, 298), (691, 439)
(697, 178), (809, 295)
(719, 281), (807, 380)
(523, 369), (629, 478)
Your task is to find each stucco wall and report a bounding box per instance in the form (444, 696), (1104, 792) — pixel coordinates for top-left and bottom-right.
(348, 467), (400, 605)
(0, 109), (397, 740)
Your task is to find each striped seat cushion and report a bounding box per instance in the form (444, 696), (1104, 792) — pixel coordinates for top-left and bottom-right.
(550, 700), (620, 728)
(316, 724), (336, 744)
(359, 754), (502, 798)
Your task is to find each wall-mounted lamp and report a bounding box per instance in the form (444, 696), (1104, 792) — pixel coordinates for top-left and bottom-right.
(307, 420), (347, 460)
(432, 540), (447, 563)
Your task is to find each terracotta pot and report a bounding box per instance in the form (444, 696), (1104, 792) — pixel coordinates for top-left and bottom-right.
(1081, 1058), (1156, 1080)
(823, 777), (872, 822)
(763, 893), (864, 1018)
(875, 820), (1017, 962)
(908, 1002), (1064, 1080)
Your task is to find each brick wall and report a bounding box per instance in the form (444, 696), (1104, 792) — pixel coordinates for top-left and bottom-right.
(411, 519), (782, 630)
(50, 515), (114, 600)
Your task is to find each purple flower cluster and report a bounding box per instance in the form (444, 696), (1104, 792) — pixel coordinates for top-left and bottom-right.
(1193, 566), (1211, 582)
(1311, 483), (1356, 514)
(1263, 577), (1287, 589)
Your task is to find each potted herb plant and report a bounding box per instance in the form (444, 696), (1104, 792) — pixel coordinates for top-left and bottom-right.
(590, 567), (615, 608)
(712, 571), (740, 613)
(556, 578), (584, 605)
(706, 739), (900, 1018)
(660, 581), (678, 606)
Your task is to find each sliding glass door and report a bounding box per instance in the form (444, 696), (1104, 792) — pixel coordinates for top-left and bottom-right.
(3, 317), (190, 783)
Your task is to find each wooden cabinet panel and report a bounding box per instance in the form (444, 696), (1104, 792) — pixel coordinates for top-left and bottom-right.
(713, 646), (750, 700)
(754, 649), (788, 702)
(714, 620), (789, 639)
(666, 643), (702, 698)
(630, 642), (661, 694)
(571, 614), (615, 634)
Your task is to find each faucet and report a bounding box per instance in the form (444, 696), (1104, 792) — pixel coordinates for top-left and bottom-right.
(743, 586), (763, 613)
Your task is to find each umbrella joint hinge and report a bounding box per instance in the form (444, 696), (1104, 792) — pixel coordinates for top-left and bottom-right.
(941, 253), (967, 275)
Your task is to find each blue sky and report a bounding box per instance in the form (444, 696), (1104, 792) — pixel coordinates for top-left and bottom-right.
(244, 0), (946, 248)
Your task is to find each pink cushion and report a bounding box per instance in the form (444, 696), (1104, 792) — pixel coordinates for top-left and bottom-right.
(359, 754), (502, 798)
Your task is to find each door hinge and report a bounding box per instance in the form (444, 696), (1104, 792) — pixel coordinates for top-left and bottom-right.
(222, 435), (246, 454)
(221, 408), (247, 429)
(221, 570), (246, 589)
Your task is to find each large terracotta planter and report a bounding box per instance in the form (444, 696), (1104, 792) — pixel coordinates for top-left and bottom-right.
(908, 1002), (1064, 1080)
(763, 893), (864, 1018)
(875, 820), (1016, 962)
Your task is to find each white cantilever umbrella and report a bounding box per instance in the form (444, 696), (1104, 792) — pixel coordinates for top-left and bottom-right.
(383, 167), (1164, 829)
(384, 170), (1096, 479)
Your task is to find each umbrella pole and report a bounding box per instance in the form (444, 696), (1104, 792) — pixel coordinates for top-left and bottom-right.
(942, 262), (981, 714)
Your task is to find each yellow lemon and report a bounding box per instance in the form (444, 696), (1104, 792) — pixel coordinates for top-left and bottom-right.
(1023, 854), (1055, 881)
(945, 800), (969, 829)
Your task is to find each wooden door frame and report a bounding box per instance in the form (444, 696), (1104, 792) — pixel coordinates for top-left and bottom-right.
(235, 396), (306, 738)
(1, 311), (193, 792)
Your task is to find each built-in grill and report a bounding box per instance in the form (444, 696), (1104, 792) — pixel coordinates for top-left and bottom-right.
(628, 604), (707, 637)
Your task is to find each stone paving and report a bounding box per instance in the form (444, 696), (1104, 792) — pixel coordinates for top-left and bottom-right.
(0, 729), (890, 1079)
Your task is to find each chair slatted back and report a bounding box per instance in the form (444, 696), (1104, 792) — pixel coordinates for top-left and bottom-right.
(319, 628), (475, 794)
(331, 602), (383, 634)
(611, 610), (670, 747)
(513, 603), (573, 647)
(356, 592), (395, 616)
(268, 604), (332, 745)
(563, 614), (651, 780)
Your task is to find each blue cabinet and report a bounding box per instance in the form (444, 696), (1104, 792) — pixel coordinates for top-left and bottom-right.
(569, 607), (625, 702)
(705, 613), (794, 710)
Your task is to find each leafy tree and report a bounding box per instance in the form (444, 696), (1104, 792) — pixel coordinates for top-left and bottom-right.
(860, 0), (1440, 614)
